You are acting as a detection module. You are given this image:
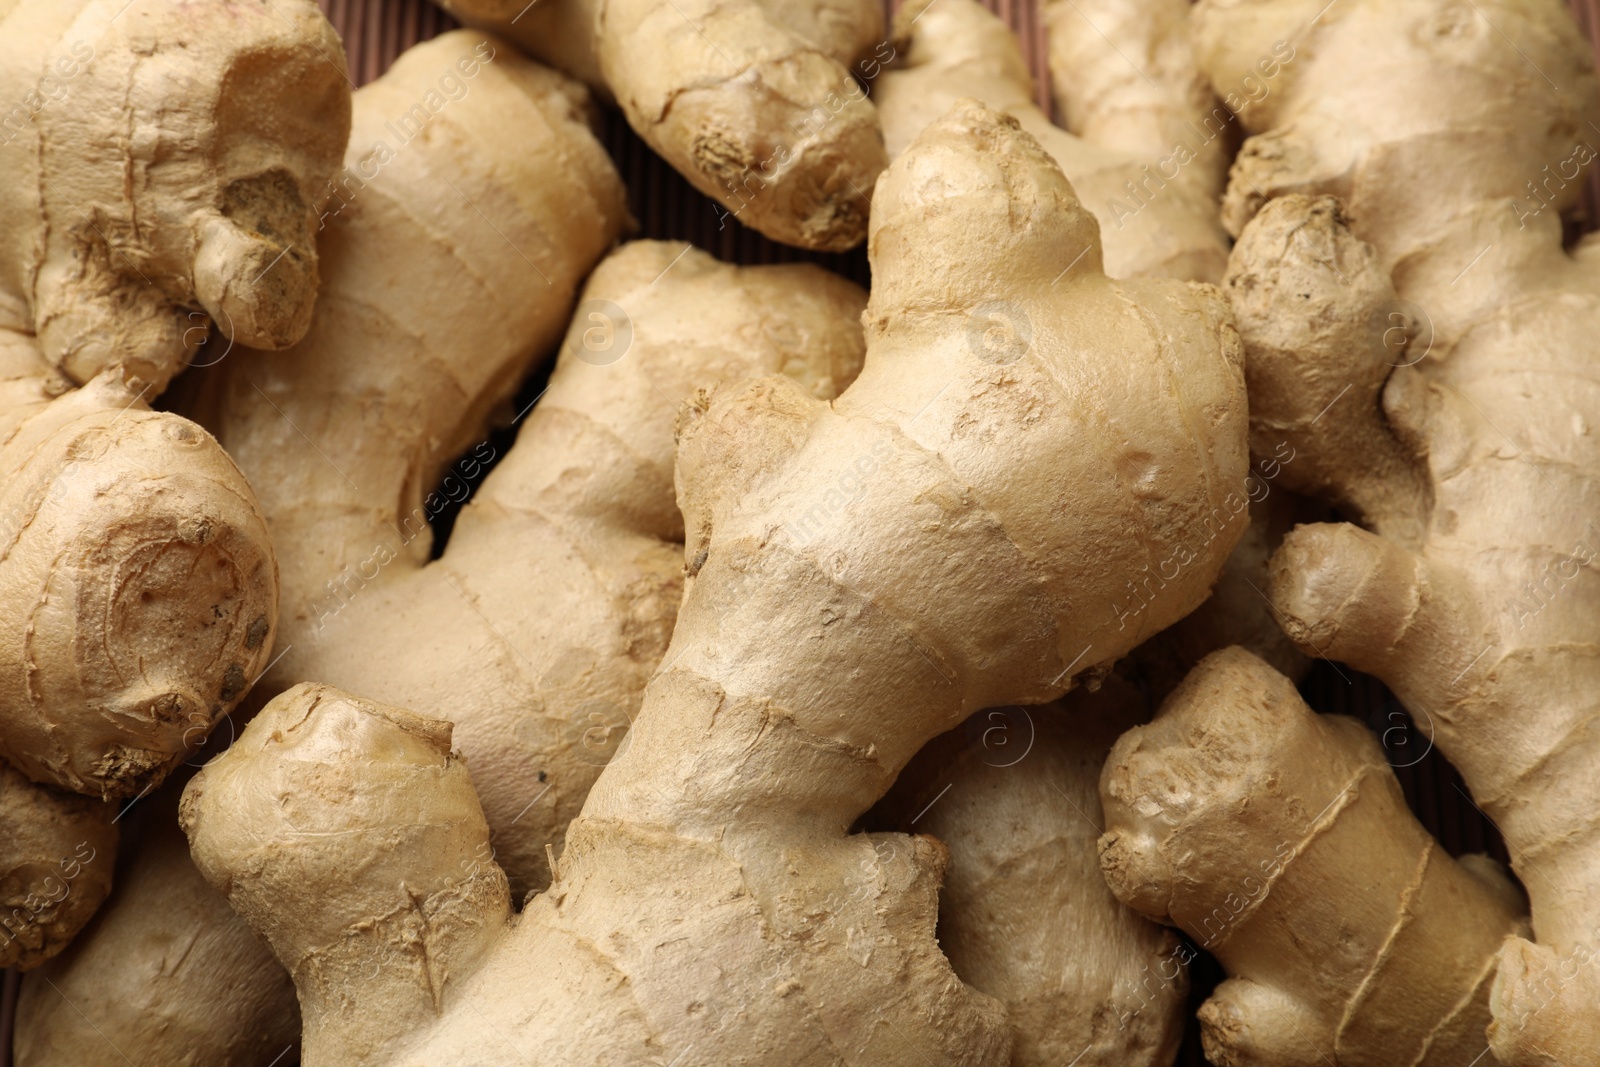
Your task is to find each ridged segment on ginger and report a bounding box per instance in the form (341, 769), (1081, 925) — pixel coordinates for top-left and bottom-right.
(0, 373), (277, 800)
(191, 33), (864, 894)
(184, 101), (1247, 1067)
(875, 0), (1228, 282)
(1100, 648), (1528, 1067)
(1196, 0), (1600, 1056)
(436, 0), (887, 250)
(35, 33), (873, 1067)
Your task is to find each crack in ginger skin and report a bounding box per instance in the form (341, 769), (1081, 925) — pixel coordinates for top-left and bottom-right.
(1191, 0), (1600, 1059)
(435, 0), (888, 250)
(181, 101), (1247, 1067)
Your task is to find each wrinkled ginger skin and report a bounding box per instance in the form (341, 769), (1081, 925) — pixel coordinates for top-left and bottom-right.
(50, 34), (871, 1067)
(0, 0), (351, 383)
(0, 765), (114, 971)
(1100, 648), (1528, 1066)
(873, 676), (1187, 1067)
(875, 0), (1228, 282)
(1195, 0), (1600, 1058)
(17, 788), (299, 1067)
(184, 101), (1247, 1067)
(436, 0), (887, 250)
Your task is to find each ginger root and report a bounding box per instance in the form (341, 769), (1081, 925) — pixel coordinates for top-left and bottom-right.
(875, 0), (1227, 281)
(0, 766), (114, 971)
(435, 0), (888, 250)
(17, 789), (297, 1066)
(1194, 0), (1600, 1056)
(873, 676), (1187, 1067)
(182, 100), (1246, 1067)
(1100, 647), (1528, 1066)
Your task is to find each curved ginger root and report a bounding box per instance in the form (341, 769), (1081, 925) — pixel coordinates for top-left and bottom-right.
(1100, 647), (1529, 1066)
(434, 0), (887, 250)
(874, 0), (1227, 281)
(181, 101), (1247, 1067)
(1193, 0), (1600, 1057)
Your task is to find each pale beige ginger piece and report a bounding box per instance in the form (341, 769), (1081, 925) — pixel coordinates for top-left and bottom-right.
(0, 0), (351, 807)
(0, 0), (352, 382)
(1100, 647), (1529, 1067)
(192, 27), (862, 893)
(872, 675), (1188, 1067)
(434, 0), (888, 250)
(869, 8), (1265, 1059)
(0, 764), (115, 971)
(179, 100), (1247, 1067)
(18, 32), (871, 1066)
(874, 0), (1228, 281)
(1192, 0), (1600, 1059)
(17, 787), (298, 1067)
(227, 233), (866, 899)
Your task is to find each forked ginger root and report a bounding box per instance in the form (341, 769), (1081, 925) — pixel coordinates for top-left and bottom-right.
(181, 100), (1247, 1067)
(875, 0), (1228, 281)
(1194, 0), (1600, 1057)
(434, 0), (887, 250)
(0, 0), (349, 974)
(1100, 647), (1528, 1066)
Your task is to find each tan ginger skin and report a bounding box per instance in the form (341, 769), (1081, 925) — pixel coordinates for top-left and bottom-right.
(17, 789), (298, 1066)
(1185, 0), (1600, 1059)
(0, 0), (349, 968)
(873, 675), (1188, 1067)
(18, 31), (868, 1066)
(433, 0), (888, 251)
(871, 5), (1288, 1062)
(875, 0), (1229, 282)
(1100, 647), (1529, 1066)
(0, 0), (353, 798)
(180, 100), (1247, 1067)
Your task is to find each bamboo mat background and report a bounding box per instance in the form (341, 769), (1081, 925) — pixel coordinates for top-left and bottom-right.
(2, 1), (1597, 1064)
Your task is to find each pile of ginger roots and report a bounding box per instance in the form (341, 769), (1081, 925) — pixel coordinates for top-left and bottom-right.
(1, 0), (1599, 1064)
